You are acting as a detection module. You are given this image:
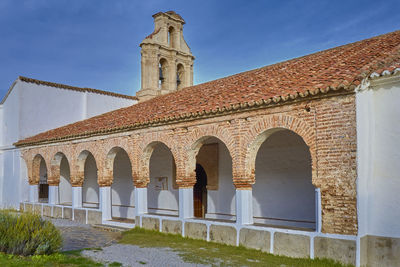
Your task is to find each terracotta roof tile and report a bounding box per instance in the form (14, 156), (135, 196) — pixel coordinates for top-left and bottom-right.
(15, 30), (400, 147)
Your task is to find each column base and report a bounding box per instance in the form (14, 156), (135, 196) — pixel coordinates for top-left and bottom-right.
(48, 185), (59, 205)
(29, 184), (39, 203)
(134, 187), (148, 216)
(179, 188), (193, 219)
(236, 189), (253, 225)
(100, 186), (112, 221)
(72, 187), (82, 208)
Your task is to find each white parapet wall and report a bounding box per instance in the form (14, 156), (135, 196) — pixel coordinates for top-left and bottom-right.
(137, 213), (357, 266)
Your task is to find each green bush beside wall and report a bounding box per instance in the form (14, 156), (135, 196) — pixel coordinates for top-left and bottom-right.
(0, 210), (62, 256)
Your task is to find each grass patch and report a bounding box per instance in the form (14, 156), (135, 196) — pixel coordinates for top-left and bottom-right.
(83, 247), (103, 252)
(0, 251), (103, 266)
(120, 227), (353, 267)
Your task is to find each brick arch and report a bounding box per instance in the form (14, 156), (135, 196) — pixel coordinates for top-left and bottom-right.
(102, 146), (133, 187)
(73, 148), (98, 187)
(32, 153), (47, 186)
(137, 132), (178, 188)
(242, 114), (317, 188)
(48, 152), (70, 186)
(99, 137), (135, 187)
(183, 125), (237, 187)
(20, 150), (34, 185)
(21, 154), (32, 185)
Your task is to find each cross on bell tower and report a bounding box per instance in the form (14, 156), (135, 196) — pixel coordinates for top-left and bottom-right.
(136, 11), (195, 102)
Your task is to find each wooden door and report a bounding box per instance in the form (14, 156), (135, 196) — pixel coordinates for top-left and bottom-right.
(194, 164), (207, 218)
(39, 184), (49, 199)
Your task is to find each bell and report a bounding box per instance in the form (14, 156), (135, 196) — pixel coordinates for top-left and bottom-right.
(159, 66), (164, 81)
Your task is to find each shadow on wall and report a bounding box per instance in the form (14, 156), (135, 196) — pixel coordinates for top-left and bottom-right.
(59, 156), (71, 205)
(253, 129), (316, 229)
(112, 149), (134, 219)
(83, 153), (99, 208)
(148, 143), (179, 216)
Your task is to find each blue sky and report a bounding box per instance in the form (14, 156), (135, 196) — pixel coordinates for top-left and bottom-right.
(0, 0), (399, 98)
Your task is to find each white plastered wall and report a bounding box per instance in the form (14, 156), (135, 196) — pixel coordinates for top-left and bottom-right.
(147, 144), (179, 215)
(253, 130), (315, 229)
(0, 79), (136, 209)
(111, 150), (135, 219)
(82, 154), (99, 207)
(59, 157), (71, 205)
(86, 93), (133, 118)
(0, 82), (20, 208)
(357, 76), (400, 238)
(205, 138), (236, 221)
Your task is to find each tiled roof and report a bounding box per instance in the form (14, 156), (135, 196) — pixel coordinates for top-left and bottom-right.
(15, 30), (400, 147)
(18, 76), (138, 100)
(369, 63), (400, 78)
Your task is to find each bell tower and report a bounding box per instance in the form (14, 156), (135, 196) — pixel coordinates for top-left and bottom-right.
(136, 11), (195, 102)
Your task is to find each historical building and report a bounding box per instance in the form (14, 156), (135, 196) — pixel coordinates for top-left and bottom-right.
(9, 11), (400, 267)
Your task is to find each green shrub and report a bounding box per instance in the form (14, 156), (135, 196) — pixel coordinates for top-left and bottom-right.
(0, 210), (62, 256)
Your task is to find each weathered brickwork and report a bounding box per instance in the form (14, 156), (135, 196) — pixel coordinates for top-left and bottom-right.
(20, 93), (357, 235)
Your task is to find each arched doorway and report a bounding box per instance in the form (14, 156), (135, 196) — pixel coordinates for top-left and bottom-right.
(59, 156), (71, 205)
(82, 152), (99, 208)
(110, 147), (134, 220)
(35, 155), (48, 203)
(147, 142), (179, 216)
(190, 136), (235, 221)
(194, 164), (207, 218)
(252, 129), (316, 230)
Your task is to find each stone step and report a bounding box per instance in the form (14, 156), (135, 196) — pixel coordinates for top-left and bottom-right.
(93, 224), (131, 232)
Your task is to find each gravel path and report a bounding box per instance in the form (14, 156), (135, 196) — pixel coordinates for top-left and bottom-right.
(82, 244), (209, 267)
(48, 218), (120, 251)
(48, 218), (209, 266)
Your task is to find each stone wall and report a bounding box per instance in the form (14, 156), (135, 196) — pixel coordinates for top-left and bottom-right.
(20, 93), (357, 235)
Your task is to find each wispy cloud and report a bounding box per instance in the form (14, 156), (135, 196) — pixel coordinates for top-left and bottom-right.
(331, 6), (386, 33)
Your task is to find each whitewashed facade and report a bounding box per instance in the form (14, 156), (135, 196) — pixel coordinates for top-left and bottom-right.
(0, 77), (136, 209)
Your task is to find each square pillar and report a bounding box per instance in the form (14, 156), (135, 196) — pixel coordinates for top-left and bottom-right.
(179, 188), (193, 219)
(134, 187), (148, 216)
(236, 189), (253, 225)
(100, 186), (112, 221)
(72, 187), (82, 208)
(29, 184), (39, 203)
(48, 185), (59, 205)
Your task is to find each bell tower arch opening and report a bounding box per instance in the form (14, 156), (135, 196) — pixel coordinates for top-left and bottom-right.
(176, 63), (185, 90)
(136, 11), (195, 102)
(168, 26), (176, 48)
(158, 58), (169, 90)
